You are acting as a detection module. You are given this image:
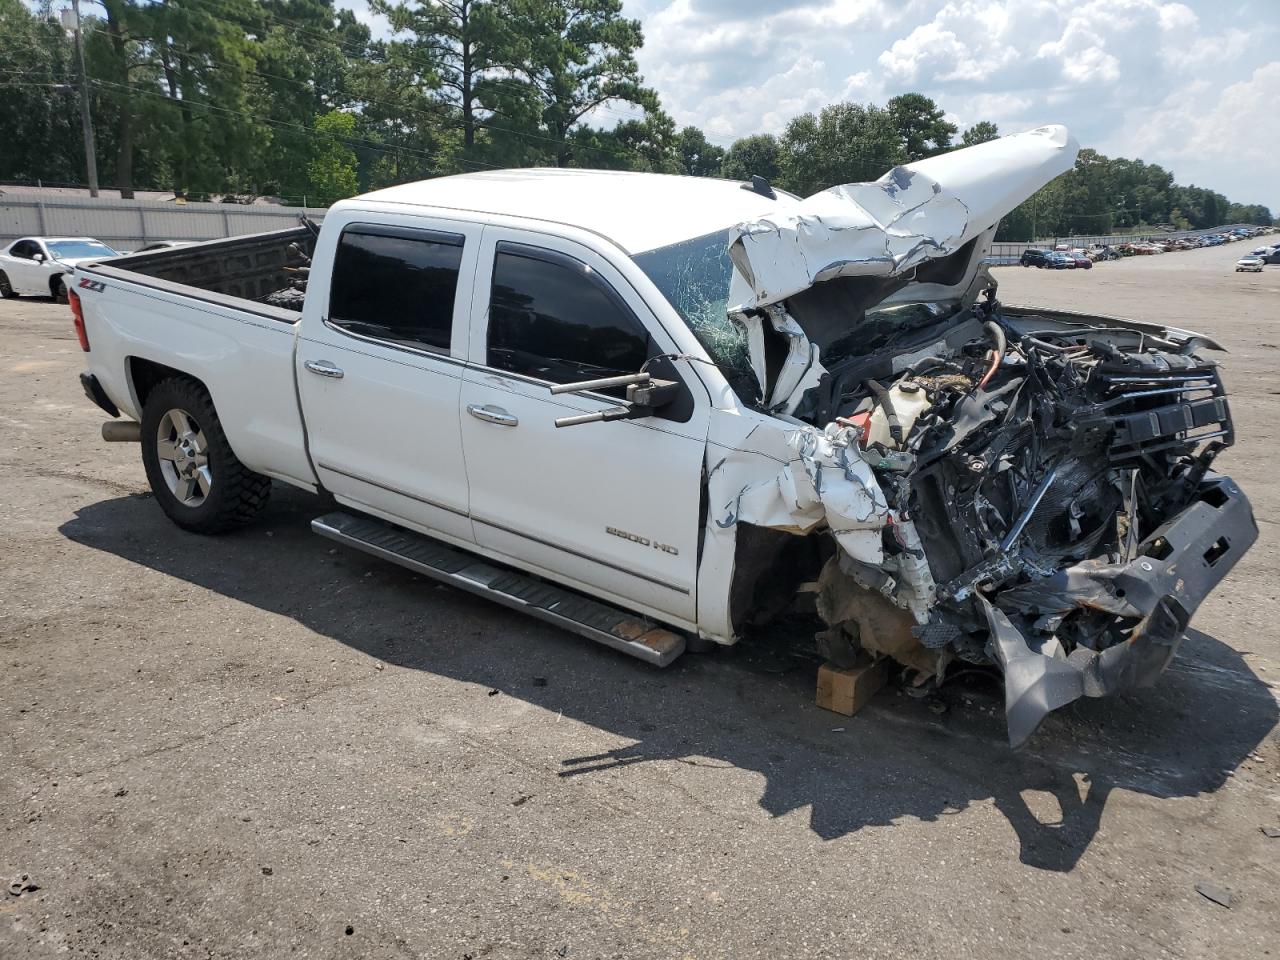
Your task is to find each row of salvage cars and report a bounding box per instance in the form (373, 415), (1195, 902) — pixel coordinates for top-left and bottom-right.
(1017, 229), (1278, 272)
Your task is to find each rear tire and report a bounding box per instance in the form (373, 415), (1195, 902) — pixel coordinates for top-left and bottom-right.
(0, 271), (16, 298)
(140, 377), (271, 533)
(53, 276), (68, 304)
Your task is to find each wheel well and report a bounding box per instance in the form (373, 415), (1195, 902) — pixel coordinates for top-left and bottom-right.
(128, 357), (206, 411)
(49, 273), (64, 296)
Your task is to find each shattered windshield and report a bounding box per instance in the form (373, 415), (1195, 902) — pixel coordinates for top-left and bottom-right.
(635, 230), (965, 398)
(632, 230), (757, 394)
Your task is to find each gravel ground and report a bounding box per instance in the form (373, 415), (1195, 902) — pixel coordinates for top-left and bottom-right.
(1, 240), (1277, 959)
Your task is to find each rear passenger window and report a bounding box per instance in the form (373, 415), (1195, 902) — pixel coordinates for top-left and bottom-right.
(328, 225), (463, 353)
(487, 243), (653, 387)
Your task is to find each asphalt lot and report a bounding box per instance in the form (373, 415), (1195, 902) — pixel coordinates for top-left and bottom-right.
(2, 240), (1278, 959)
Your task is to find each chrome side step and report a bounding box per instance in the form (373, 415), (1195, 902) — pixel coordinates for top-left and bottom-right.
(311, 512), (686, 667)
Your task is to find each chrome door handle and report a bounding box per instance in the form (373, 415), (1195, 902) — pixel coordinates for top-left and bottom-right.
(466, 403), (518, 427)
(304, 359), (344, 379)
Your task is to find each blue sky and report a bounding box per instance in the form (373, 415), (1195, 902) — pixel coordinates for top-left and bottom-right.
(340, 0), (1279, 211)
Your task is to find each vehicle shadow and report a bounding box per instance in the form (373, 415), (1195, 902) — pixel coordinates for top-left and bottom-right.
(59, 485), (1278, 874)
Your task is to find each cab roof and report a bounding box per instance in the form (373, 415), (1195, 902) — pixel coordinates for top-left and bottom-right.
(351, 168), (796, 254)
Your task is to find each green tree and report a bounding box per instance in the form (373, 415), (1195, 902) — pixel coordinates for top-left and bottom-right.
(308, 110), (359, 204)
(720, 133), (781, 185)
(960, 120), (999, 147)
(886, 92), (956, 161)
(251, 0), (374, 199)
(372, 0), (507, 162)
(493, 0), (656, 167)
(778, 102), (904, 194)
(0, 0), (83, 183)
(674, 125), (723, 177)
(568, 109), (679, 171)
(138, 0), (271, 197)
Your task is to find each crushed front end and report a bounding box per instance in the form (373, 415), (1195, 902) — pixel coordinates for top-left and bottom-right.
(696, 124), (1257, 744)
(843, 304), (1257, 744)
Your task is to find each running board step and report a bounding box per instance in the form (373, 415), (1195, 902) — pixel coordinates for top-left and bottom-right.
(311, 512), (685, 667)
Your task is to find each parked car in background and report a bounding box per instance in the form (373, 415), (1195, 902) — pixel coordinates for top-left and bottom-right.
(1236, 256), (1265, 273)
(1044, 251), (1075, 268)
(1065, 252), (1093, 269)
(0, 237), (119, 301)
(1261, 248), (1280, 265)
(1019, 248), (1052, 267)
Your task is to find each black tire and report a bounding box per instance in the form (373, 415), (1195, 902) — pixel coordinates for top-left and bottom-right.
(140, 377), (271, 533)
(0, 271), (16, 298)
(52, 275), (68, 304)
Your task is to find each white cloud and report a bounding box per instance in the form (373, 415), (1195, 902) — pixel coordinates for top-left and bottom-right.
(628, 0), (1278, 208)
(1116, 62), (1280, 208)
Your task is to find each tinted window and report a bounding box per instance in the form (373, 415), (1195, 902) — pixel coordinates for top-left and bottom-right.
(487, 245), (652, 388)
(10, 240), (39, 259)
(328, 226), (463, 353)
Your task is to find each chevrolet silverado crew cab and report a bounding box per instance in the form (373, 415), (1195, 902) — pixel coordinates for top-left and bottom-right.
(72, 126), (1257, 746)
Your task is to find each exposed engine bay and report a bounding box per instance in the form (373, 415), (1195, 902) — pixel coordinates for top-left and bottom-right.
(689, 124), (1257, 745)
(768, 283), (1255, 744)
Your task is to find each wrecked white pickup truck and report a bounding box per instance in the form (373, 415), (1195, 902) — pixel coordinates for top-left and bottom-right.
(72, 125), (1256, 745)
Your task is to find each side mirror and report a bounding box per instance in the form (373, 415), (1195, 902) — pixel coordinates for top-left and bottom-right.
(32, 253), (45, 262)
(549, 371), (682, 428)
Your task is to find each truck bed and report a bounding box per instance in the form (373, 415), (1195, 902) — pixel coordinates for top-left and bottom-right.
(99, 223), (317, 314)
(75, 223), (320, 491)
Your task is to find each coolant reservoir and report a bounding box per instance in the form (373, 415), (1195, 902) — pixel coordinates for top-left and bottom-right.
(866, 380), (930, 449)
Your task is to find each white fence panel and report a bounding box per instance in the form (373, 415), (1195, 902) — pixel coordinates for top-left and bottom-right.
(0, 195), (326, 250)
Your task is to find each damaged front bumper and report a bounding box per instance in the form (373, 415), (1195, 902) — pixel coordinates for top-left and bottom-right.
(985, 474), (1258, 747)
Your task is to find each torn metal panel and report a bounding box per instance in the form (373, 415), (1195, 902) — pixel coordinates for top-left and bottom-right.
(727, 125), (1079, 313)
(986, 475), (1257, 746)
(735, 305), (828, 415)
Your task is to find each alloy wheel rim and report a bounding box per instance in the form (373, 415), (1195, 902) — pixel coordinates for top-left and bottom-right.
(156, 408), (212, 507)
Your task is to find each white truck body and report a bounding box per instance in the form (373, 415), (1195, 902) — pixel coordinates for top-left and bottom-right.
(77, 170), (801, 640)
(73, 127), (1257, 746)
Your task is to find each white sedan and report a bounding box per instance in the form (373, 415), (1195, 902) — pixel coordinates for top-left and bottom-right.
(0, 236), (120, 301)
(1236, 256), (1265, 273)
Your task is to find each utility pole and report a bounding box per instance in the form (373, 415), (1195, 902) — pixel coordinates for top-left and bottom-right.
(70, 0), (99, 196)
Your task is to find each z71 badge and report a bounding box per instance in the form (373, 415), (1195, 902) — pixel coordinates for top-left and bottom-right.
(78, 278), (106, 293)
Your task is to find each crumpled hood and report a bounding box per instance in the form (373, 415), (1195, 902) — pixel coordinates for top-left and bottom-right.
(727, 124), (1080, 312)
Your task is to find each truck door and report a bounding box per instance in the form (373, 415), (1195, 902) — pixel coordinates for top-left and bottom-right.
(459, 229), (709, 627)
(296, 215), (481, 544)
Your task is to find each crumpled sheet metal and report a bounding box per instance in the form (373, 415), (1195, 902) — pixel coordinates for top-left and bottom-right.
(727, 124), (1080, 312)
(984, 475), (1258, 747)
(738, 305), (827, 414)
(712, 423), (890, 558)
